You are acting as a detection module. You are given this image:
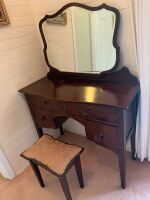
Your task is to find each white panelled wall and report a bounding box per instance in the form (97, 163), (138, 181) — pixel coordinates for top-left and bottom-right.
(0, 0), (137, 177)
(0, 0), (47, 176)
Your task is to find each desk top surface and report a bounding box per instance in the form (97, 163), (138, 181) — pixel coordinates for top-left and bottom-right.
(20, 76), (140, 109)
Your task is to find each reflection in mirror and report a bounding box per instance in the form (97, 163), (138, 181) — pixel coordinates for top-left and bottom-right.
(43, 7), (117, 74)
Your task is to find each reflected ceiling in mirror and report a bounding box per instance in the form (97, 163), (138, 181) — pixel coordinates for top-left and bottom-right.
(39, 3), (120, 77)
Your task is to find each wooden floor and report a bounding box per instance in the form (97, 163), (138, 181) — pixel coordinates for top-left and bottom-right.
(1, 132), (150, 200)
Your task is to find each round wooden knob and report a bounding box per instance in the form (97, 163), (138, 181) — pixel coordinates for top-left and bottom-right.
(42, 115), (46, 121)
(44, 101), (48, 105)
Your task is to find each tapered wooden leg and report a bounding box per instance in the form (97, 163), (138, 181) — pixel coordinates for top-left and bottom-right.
(59, 175), (72, 200)
(118, 150), (126, 189)
(29, 160), (45, 188)
(75, 156), (84, 188)
(130, 128), (136, 160)
(131, 94), (139, 161)
(118, 110), (126, 189)
(38, 127), (43, 138)
(59, 124), (64, 135)
(54, 118), (66, 136)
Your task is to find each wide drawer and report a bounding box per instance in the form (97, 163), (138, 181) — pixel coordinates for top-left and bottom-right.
(65, 102), (87, 117)
(85, 121), (118, 152)
(28, 95), (65, 116)
(84, 104), (118, 123)
(65, 102), (118, 124)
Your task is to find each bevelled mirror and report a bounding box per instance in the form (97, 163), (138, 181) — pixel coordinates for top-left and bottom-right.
(39, 3), (120, 80)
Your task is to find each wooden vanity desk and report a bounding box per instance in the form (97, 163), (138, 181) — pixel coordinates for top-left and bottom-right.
(20, 68), (140, 189)
(19, 2), (140, 190)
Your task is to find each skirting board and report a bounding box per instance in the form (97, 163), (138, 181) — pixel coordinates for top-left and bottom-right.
(0, 146), (16, 180)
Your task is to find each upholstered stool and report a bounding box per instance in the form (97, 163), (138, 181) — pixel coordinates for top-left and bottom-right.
(21, 135), (84, 200)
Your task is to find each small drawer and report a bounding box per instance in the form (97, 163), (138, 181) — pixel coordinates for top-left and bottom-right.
(85, 121), (118, 152)
(85, 104), (118, 123)
(29, 95), (50, 110)
(33, 109), (55, 129)
(29, 95), (65, 116)
(65, 102), (87, 117)
(95, 124), (118, 152)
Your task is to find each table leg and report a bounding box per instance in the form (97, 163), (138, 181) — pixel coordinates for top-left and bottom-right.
(59, 124), (64, 135)
(118, 148), (126, 189)
(118, 110), (126, 189)
(130, 128), (136, 160)
(38, 127), (43, 138)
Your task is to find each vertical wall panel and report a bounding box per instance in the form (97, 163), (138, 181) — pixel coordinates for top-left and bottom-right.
(0, 0), (47, 175)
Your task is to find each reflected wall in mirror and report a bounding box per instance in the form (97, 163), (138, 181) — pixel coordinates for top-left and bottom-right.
(72, 7), (116, 73)
(40, 3), (120, 77)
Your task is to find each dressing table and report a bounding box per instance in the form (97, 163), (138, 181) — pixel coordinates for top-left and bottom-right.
(19, 3), (140, 189)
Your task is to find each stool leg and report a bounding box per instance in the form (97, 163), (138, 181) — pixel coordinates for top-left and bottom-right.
(59, 124), (64, 135)
(59, 175), (72, 200)
(29, 160), (45, 188)
(75, 156), (84, 188)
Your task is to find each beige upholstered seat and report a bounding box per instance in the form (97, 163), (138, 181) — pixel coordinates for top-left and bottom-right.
(21, 135), (83, 175)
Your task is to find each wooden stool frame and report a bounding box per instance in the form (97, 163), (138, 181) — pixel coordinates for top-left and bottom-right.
(22, 152), (84, 200)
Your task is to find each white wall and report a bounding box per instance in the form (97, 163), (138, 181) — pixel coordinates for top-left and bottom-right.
(30, 0), (137, 137)
(0, 0), (47, 175)
(0, 146), (15, 179)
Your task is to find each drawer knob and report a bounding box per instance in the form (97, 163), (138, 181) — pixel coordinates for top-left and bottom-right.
(42, 115), (46, 121)
(44, 101), (48, 105)
(83, 108), (92, 116)
(99, 132), (104, 141)
(87, 108), (92, 113)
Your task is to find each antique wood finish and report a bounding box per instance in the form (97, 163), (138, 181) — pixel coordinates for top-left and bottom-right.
(59, 175), (72, 200)
(19, 68), (140, 188)
(28, 153), (84, 200)
(130, 95), (139, 160)
(25, 94), (44, 138)
(74, 156), (84, 188)
(118, 109), (126, 189)
(29, 160), (45, 188)
(24, 94), (67, 137)
(21, 135), (84, 200)
(85, 121), (118, 152)
(39, 3), (120, 81)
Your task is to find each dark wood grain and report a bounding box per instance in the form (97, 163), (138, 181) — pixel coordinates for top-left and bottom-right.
(29, 160), (45, 188)
(118, 109), (126, 189)
(24, 94), (44, 138)
(85, 120), (118, 152)
(24, 147), (84, 200)
(130, 93), (140, 160)
(59, 175), (72, 200)
(19, 0), (140, 189)
(19, 68), (140, 189)
(74, 156), (84, 188)
(19, 68), (139, 110)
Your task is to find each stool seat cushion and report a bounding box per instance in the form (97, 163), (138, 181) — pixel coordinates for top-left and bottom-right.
(21, 135), (83, 175)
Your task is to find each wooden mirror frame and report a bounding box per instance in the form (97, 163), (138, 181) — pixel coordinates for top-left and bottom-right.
(39, 3), (120, 81)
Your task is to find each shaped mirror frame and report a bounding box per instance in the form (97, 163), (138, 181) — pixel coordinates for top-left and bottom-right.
(39, 3), (120, 81)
